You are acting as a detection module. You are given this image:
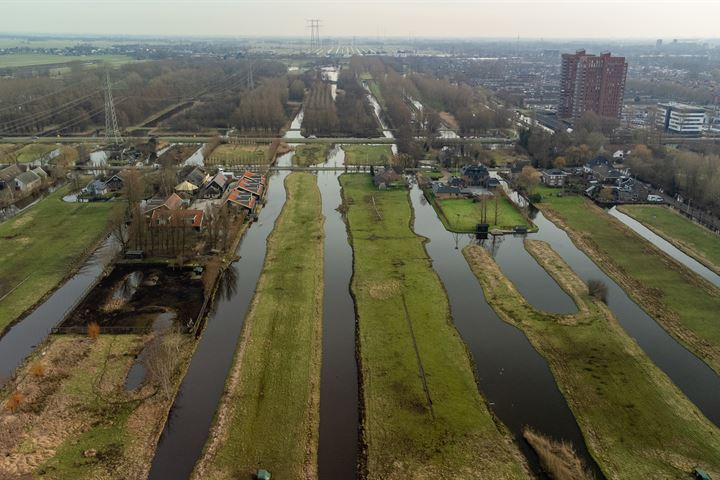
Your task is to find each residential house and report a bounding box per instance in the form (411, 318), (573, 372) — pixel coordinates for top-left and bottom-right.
(104, 173), (125, 191)
(373, 168), (402, 189)
(202, 173), (229, 198)
(234, 177), (264, 198)
(225, 189), (257, 214)
(431, 181), (463, 199)
(185, 167), (209, 188)
(14, 170), (41, 193)
(541, 169), (567, 187)
(143, 193), (184, 215)
(460, 164), (490, 186)
(31, 167), (48, 182)
(85, 179), (108, 197)
(151, 208), (205, 232)
(241, 170), (266, 186)
(0, 164), (22, 190)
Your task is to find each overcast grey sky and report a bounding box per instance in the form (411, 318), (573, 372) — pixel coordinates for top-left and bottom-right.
(1, 0), (719, 39)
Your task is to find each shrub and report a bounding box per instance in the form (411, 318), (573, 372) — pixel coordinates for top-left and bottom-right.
(29, 361), (46, 377)
(528, 193), (542, 204)
(87, 322), (101, 340)
(5, 390), (24, 413)
(587, 279), (608, 304)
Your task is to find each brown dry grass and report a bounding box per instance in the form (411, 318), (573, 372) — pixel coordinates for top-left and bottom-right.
(523, 428), (593, 480)
(87, 322), (100, 340)
(29, 362), (46, 378)
(367, 279), (401, 299)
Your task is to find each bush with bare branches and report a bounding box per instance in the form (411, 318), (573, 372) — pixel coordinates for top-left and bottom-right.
(87, 322), (101, 340)
(587, 279), (609, 304)
(5, 390), (24, 413)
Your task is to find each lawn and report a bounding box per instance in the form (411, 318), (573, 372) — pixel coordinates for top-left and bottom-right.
(619, 204), (720, 274)
(292, 144), (329, 166)
(0, 54), (135, 69)
(464, 241), (720, 478)
(342, 144), (393, 165)
(0, 184), (118, 333)
(340, 174), (528, 478)
(195, 173), (324, 480)
(538, 193), (720, 374)
(1, 332), (194, 479)
(206, 143), (270, 166)
(10, 144), (58, 163)
(433, 195), (533, 232)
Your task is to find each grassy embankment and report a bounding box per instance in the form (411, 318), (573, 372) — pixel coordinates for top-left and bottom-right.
(366, 80), (385, 108)
(8, 144), (57, 163)
(206, 143), (270, 166)
(0, 333), (194, 479)
(0, 184), (119, 334)
(618, 204), (720, 275)
(431, 195), (533, 233)
(194, 173), (324, 480)
(537, 190), (720, 374)
(464, 241), (720, 478)
(342, 144), (393, 166)
(292, 144), (329, 167)
(341, 174), (528, 478)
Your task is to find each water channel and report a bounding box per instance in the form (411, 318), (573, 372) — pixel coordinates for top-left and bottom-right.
(408, 182), (603, 478)
(0, 237), (118, 386)
(529, 208), (720, 426)
(608, 206), (720, 288)
(316, 148), (359, 480)
(147, 152), (292, 480)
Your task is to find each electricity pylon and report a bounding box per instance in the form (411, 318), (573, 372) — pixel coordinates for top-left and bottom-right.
(104, 72), (123, 145)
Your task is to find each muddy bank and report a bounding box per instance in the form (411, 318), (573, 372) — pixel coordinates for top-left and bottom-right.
(60, 264), (204, 332)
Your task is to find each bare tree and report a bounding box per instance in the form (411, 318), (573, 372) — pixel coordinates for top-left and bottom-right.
(144, 332), (184, 399)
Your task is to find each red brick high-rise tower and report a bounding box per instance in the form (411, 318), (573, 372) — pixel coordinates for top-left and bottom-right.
(559, 50), (627, 120)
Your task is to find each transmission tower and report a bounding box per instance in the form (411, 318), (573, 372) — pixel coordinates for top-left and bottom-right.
(104, 72), (123, 145)
(307, 19), (321, 50)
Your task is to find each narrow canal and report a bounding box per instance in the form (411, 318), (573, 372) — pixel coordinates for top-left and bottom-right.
(316, 146), (359, 480)
(0, 237), (117, 386)
(408, 182), (603, 478)
(147, 154), (292, 480)
(608, 206), (720, 287)
(530, 208), (720, 426)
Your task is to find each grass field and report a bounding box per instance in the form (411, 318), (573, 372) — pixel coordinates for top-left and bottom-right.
(0, 54), (135, 69)
(432, 195), (532, 232)
(292, 144), (329, 166)
(537, 193), (720, 374)
(0, 184), (118, 333)
(464, 241), (720, 478)
(342, 144), (393, 165)
(206, 143), (270, 166)
(619, 204), (720, 274)
(1, 332), (193, 479)
(341, 174), (528, 478)
(9, 144), (58, 163)
(366, 80), (385, 108)
(195, 173), (323, 480)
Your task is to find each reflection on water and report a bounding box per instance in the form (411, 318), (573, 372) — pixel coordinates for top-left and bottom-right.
(148, 168), (291, 480)
(317, 169), (358, 479)
(216, 263), (238, 301)
(408, 181), (602, 477)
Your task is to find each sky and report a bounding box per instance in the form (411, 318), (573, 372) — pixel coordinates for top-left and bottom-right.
(1, 0), (720, 40)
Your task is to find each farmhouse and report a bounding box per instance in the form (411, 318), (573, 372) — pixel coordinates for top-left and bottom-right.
(104, 173), (125, 191)
(151, 208), (205, 232)
(460, 164), (490, 186)
(144, 193), (184, 215)
(85, 179), (108, 197)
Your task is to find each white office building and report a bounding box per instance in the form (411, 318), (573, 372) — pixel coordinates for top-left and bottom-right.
(657, 102), (706, 135)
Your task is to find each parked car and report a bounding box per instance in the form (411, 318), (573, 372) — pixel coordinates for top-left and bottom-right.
(647, 194), (664, 203)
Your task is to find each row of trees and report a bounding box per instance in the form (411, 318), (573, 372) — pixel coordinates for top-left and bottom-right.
(302, 80), (338, 136)
(626, 145), (720, 214)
